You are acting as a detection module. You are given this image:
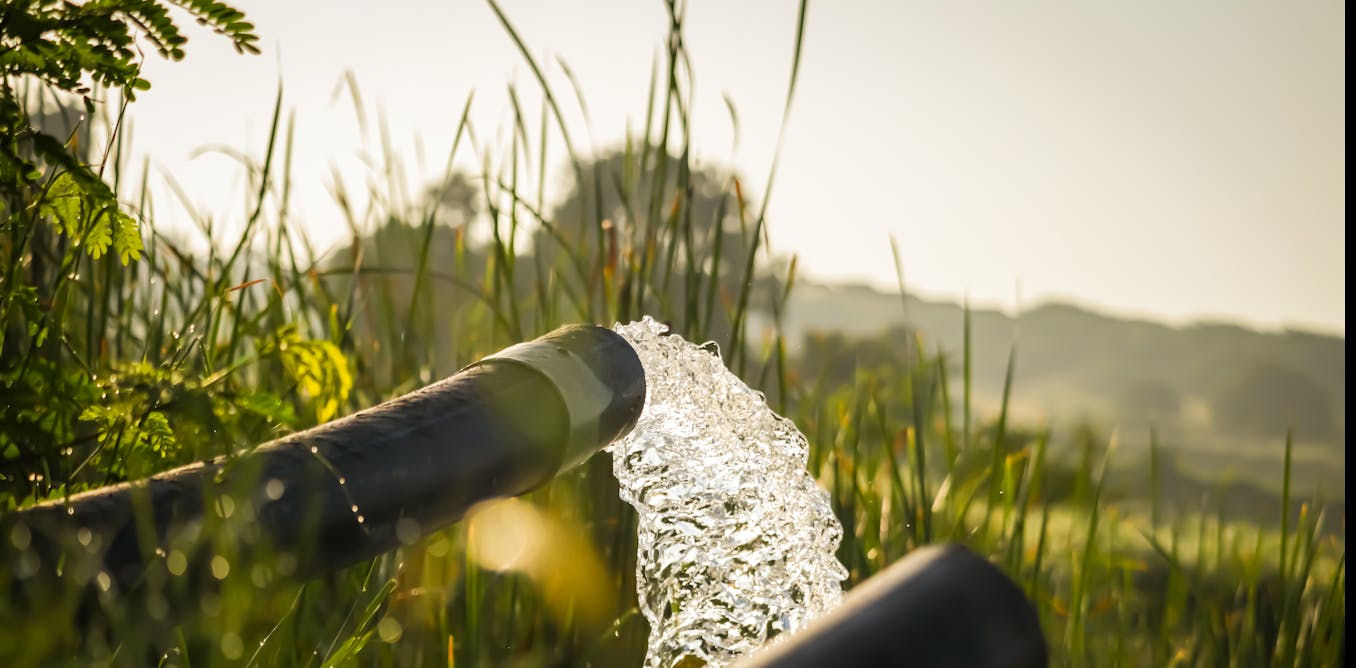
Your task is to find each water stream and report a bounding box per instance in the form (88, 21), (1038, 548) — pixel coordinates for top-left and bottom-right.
(608, 317), (848, 667)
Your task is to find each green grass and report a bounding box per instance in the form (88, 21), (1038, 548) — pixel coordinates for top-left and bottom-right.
(0, 2), (1344, 666)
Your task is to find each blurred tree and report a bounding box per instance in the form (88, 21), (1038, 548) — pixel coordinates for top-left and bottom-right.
(536, 147), (787, 339)
(797, 328), (911, 389)
(1117, 378), (1182, 424)
(1211, 360), (1335, 441)
(326, 172), (488, 385)
(332, 148), (791, 381)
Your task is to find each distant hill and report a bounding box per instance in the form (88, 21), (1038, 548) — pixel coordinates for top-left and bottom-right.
(762, 282), (1346, 495)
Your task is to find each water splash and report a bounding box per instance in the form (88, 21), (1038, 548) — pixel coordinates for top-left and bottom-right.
(609, 317), (847, 667)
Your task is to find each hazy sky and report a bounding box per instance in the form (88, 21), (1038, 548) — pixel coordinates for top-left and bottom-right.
(126, 0), (1345, 334)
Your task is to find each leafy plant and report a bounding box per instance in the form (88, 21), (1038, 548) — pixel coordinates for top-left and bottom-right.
(0, 0), (261, 500)
(0, 0), (259, 189)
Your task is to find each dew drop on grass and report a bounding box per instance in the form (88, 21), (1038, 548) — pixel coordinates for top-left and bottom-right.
(221, 632), (243, 660)
(210, 555), (230, 580)
(609, 317), (847, 667)
(265, 478), (285, 500)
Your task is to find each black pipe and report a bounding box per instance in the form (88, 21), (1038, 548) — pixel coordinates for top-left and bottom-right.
(736, 545), (1047, 668)
(3, 324), (644, 598)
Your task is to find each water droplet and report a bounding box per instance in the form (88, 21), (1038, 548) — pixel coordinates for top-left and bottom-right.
(9, 523), (31, 550)
(215, 495), (236, 519)
(377, 617), (403, 643)
(210, 555), (231, 579)
(167, 550), (188, 576)
(265, 478), (285, 500)
(220, 632), (243, 660)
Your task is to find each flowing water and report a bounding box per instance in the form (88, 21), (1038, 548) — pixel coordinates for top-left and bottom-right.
(608, 317), (848, 667)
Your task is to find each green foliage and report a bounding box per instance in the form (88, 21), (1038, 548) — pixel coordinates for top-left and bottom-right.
(36, 171), (142, 263)
(1, 0), (259, 187)
(0, 0), (278, 502)
(268, 324), (354, 423)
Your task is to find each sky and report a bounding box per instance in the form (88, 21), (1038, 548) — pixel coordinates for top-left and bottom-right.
(123, 0), (1345, 335)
